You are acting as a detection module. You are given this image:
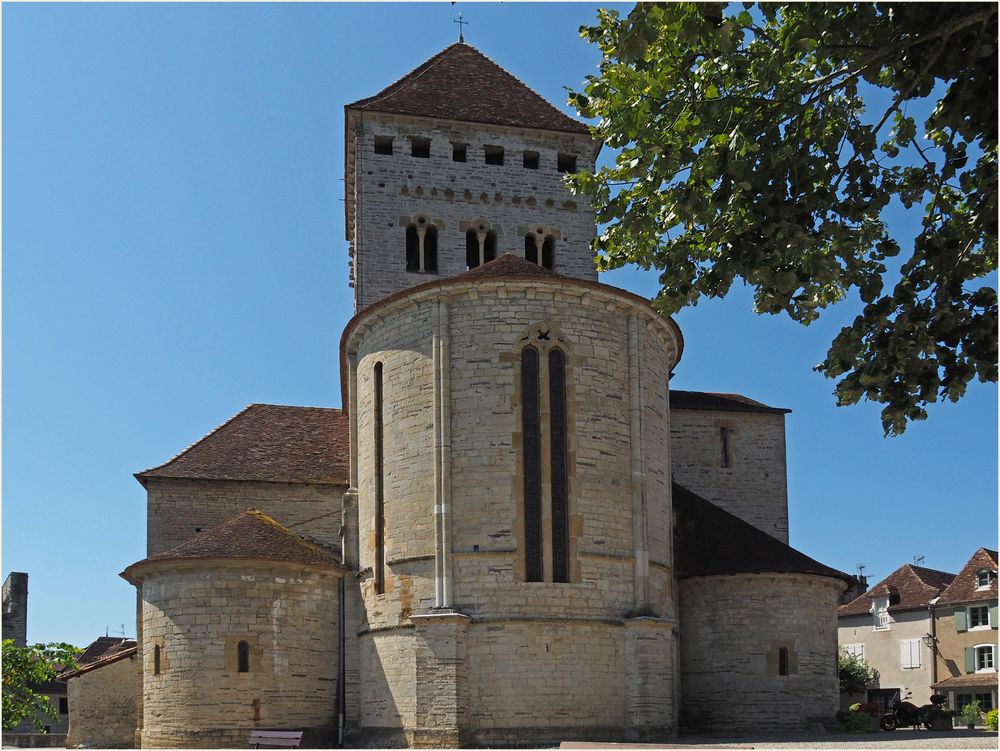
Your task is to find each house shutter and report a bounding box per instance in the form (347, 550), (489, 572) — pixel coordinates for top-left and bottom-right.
(990, 603), (997, 628)
(900, 640), (912, 668)
(955, 609), (967, 632)
(965, 646), (976, 673)
(911, 640), (921, 668)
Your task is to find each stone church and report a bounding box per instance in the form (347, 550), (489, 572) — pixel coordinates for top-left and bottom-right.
(120, 43), (854, 748)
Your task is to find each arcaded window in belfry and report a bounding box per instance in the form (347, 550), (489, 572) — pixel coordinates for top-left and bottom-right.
(521, 347), (543, 582)
(405, 219), (437, 273)
(373, 362), (386, 595)
(466, 228), (497, 269)
(525, 233), (555, 270)
(237, 640), (250, 673)
(549, 348), (569, 583)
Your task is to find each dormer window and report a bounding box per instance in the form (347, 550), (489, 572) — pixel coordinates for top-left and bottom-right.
(557, 153), (577, 173)
(872, 596), (890, 631)
(405, 217), (437, 273)
(411, 137), (431, 158)
(374, 136), (394, 155)
(977, 569), (993, 588)
(484, 145), (504, 166)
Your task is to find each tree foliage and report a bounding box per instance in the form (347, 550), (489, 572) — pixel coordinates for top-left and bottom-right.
(2, 640), (80, 732)
(838, 646), (880, 694)
(568, 2), (997, 435)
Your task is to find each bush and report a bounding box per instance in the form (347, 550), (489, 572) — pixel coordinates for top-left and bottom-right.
(960, 699), (982, 727)
(985, 708), (998, 732)
(846, 710), (876, 733)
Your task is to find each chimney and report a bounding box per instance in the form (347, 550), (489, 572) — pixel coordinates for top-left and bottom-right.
(839, 573), (868, 605)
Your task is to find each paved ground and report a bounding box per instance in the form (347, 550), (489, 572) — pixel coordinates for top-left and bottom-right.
(561, 728), (997, 749)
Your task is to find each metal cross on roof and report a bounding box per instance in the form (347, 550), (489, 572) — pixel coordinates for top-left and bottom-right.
(454, 12), (468, 43)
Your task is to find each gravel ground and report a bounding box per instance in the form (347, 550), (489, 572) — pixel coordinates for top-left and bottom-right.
(561, 728), (998, 749)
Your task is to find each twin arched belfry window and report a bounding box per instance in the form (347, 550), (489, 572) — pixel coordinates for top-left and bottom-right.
(405, 218), (438, 273)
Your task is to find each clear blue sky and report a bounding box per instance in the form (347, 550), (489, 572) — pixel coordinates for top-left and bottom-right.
(4, 3), (996, 647)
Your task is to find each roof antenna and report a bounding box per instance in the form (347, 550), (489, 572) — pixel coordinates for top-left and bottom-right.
(453, 11), (468, 43)
(856, 564), (866, 578)
(914, 554), (925, 566)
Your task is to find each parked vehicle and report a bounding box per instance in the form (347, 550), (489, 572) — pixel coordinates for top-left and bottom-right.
(880, 691), (950, 731)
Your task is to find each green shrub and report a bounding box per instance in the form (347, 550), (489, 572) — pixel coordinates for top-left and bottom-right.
(985, 708), (998, 732)
(960, 699), (982, 727)
(845, 709), (875, 733)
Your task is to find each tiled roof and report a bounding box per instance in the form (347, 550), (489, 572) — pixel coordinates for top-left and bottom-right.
(671, 390), (790, 414)
(59, 645), (137, 681)
(121, 510), (343, 583)
(932, 673), (999, 689)
(136, 404), (349, 486)
(936, 548), (999, 606)
(346, 43), (589, 134)
(459, 252), (561, 280)
(838, 563), (955, 617)
(672, 482), (853, 584)
(76, 637), (135, 667)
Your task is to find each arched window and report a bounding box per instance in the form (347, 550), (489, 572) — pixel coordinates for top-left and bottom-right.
(466, 228), (497, 269)
(373, 362), (386, 595)
(153, 644), (161, 675)
(778, 647), (789, 676)
(524, 231), (555, 270)
(521, 346), (543, 582)
(405, 218), (437, 273)
(549, 348), (569, 583)
(237, 640), (250, 673)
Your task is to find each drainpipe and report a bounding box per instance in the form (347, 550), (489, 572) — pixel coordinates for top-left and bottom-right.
(928, 598), (938, 688)
(337, 577), (345, 746)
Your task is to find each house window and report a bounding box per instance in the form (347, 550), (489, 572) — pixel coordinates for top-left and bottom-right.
(153, 644), (162, 675)
(872, 596), (890, 631)
(956, 692), (995, 711)
(237, 640), (250, 673)
(969, 605), (990, 629)
(557, 153), (577, 173)
(843, 643), (864, 659)
(374, 135), (394, 155)
(524, 232), (555, 269)
(977, 569), (993, 588)
(900, 638), (921, 669)
(373, 362), (386, 595)
(720, 427), (730, 468)
(465, 227), (497, 269)
(405, 218), (437, 273)
(975, 644), (995, 671)
(521, 346), (543, 582)
(484, 145), (504, 165)
(452, 142), (467, 162)
(523, 150), (539, 169)
(59, 698), (68, 714)
(410, 136), (431, 158)
(778, 647), (789, 676)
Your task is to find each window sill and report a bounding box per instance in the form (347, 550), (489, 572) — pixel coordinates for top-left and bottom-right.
(969, 625), (992, 631)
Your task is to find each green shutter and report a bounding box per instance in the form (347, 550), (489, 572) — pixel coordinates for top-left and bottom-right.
(955, 609), (967, 632)
(990, 603), (998, 629)
(965, 646), (976, 673)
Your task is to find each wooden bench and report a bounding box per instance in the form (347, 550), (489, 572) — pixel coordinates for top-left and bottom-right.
(249, 730), (304, 749)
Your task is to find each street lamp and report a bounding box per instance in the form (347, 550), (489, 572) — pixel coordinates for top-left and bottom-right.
(922, 633), (936, 649)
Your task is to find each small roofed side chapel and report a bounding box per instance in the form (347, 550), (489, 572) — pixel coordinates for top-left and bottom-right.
(116, 42), (856, 749)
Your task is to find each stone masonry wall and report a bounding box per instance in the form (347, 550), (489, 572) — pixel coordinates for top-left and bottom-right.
(679, 573), (843, 732)
(65, 654), (137, 748)
(145, 478), (344, 556)
(2, 572), (28, 647)
(668, 408), (789, 543)
(350, 111), (596, 310)
(138, 563), (340, 748)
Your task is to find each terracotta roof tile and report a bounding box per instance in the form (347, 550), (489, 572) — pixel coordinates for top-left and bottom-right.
(122, 510), (343, 583)
(76, 637), (135, 667)
(932, 673), (999, 689)
(136, 404), (349, 486)
(347, 43), (589, 134)
(838, 563), (955, 616)
(671, 390), (790, 414)
(59, 645), (137, 681)
(935, 548), (998, 606)
(672, 482), (853, 584)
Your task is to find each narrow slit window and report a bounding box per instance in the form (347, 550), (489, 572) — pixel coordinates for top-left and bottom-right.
(521, 347), (543, 582)
(778, 647), (789, 676)
(374, 362), (385, 595)
(523, 151), (539, 169)
(153, 644), (161, 675)
(557, 153), (577, 173)
(374, 136), (394, 155)
(452, 142), (467, 162)
(423, 227), (438, 272)
(484, 145), (504, 165)
(237, 640), (250, 673)
(549, 349), (569, 583)
(720, 427), (730, 468)
(411, 137), (430, 158)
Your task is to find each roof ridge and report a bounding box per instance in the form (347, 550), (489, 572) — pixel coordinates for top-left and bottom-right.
(135, 404), (256, 479)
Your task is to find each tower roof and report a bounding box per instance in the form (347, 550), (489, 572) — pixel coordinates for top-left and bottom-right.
(346, 42), (590, 134)
(121, 509), (343, 583)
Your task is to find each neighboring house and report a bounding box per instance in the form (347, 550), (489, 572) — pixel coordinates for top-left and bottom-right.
(59, 638), (138, 749)
(931, 548), (999, 714)
(838, 563), (956, 708)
